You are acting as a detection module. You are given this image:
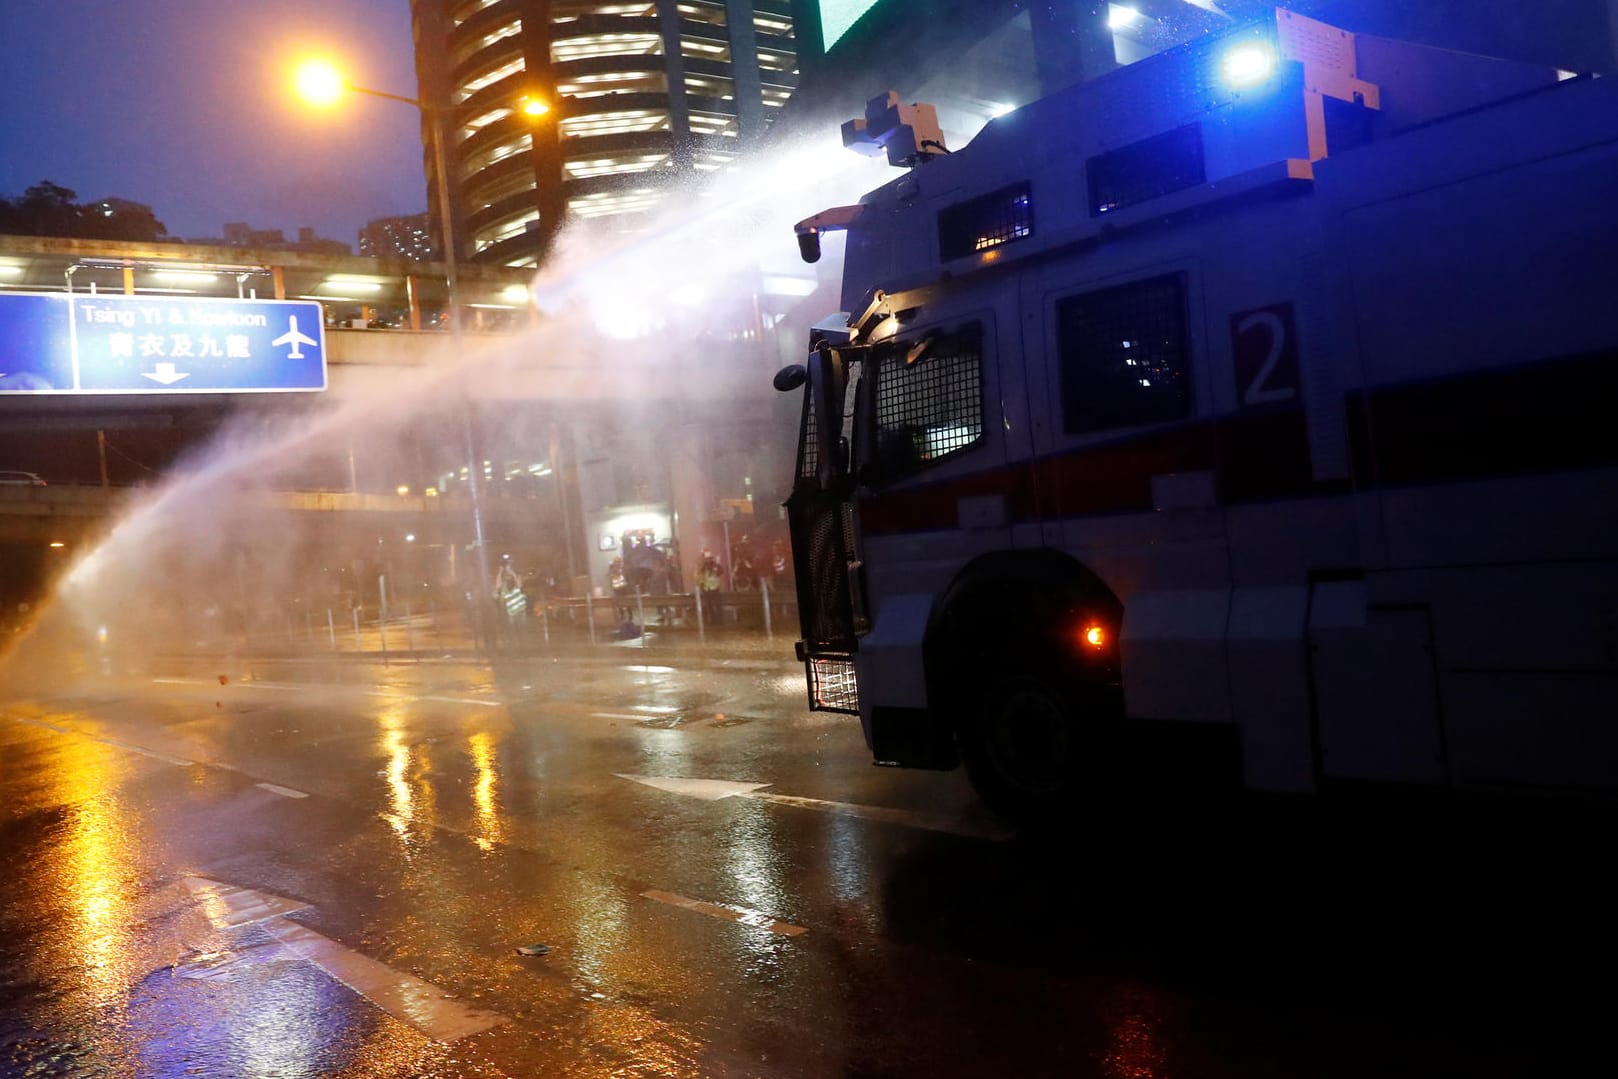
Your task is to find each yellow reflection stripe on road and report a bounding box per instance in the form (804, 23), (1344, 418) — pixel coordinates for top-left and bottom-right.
(8, 714), (193, 766)
(153, 677), (502, 708)
(747, 791), (1016, 843)
(640, 889), (807, 937)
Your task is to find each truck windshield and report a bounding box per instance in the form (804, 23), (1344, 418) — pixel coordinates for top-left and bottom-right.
(863, 324), (985, 486)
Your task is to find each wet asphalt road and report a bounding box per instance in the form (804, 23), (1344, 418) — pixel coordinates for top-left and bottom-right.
(2, 638), (1615, 1077)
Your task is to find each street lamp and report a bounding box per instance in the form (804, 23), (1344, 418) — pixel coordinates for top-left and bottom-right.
(291, 58), (553, 647)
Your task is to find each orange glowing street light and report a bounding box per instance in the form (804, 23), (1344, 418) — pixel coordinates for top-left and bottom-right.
(292, 58), (346, 108)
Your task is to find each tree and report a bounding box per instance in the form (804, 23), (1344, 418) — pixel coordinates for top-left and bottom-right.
(0, 181), (167, 242)
(15, 181), (81, 237)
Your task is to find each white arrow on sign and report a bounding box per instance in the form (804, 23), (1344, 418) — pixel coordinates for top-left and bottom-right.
(142, 361), (190, 385)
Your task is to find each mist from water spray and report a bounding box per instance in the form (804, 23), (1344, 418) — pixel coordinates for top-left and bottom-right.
(0, 123), (893, 689)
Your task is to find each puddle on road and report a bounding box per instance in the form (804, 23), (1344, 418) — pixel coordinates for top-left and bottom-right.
(707, 715), (754, 729)
(637, 714), (696, 730)
(636, 712), (756, 731)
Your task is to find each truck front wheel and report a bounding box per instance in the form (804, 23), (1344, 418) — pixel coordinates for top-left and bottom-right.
(960, 669), (1120, 823)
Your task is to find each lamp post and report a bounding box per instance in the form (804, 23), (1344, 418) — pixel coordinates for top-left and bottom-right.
(293, 59), (552, 649)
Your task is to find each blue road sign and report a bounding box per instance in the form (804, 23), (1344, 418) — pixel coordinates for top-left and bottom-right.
(0, 293), (326, 394)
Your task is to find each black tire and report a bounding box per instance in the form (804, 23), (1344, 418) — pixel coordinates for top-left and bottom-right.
(959, 667), (1120, 824)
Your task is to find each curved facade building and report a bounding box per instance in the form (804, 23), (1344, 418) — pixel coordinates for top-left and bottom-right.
(410, 0), (798, 267)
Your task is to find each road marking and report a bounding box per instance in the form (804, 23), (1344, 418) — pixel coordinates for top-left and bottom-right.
(183, 877), (309, 928)
(616, 773), (1013, 841)
(101, 739), (194, 767)
(594, 711), (658, 721)
(640, 890), (807, 937)
(183, 877), (506, 1041)
(615, 773), (771, 800)
(256, 782), (308, 799)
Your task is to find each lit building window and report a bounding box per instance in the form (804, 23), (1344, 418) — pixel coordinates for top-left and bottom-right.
(564, 152), (671, 179)
(677, 3), (727, 26)
(755, 14), (793, 37)
(687, 111), (739, 137)
(463, 107), (513, 132)
(453, 19), (522, 65)
(473, 210), (541, 253)
(450, 0), (499, 29)
(559, 109), (671, 138)
(756, 48), (795, 71)
(569, 188), (666, 218)
(552, 33), (664, 62)
(680, 39), (730, 62)
(462, 56), (525, 96)
(460, 133), (533, 179)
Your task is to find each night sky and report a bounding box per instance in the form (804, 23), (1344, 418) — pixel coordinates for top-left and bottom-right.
(0, 0), (425, 246)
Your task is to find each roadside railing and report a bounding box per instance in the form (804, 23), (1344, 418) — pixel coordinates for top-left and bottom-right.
(240, 585), (800, 662)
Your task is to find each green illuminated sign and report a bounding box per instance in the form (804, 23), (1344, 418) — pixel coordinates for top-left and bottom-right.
(820, 0), (882, 51)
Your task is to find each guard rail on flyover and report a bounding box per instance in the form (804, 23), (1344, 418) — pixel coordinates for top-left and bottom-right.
(0, 482), (539, 542)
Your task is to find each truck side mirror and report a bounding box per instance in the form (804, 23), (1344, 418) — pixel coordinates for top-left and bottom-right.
(773, 364), (808, 392)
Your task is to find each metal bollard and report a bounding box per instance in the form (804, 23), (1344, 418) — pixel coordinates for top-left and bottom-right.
(327, 608), (337, 650)
(761, 579), (773, 641)
(695, 589), (706, 645)
(586, 592), (596, 644)
(352, 606), (362, 651)
(635, 589), (647, 644)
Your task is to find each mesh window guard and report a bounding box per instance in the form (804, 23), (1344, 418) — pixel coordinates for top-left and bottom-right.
(938, 184), (1033, 261)
(870, 327), (984, 484)
(1087, 124), (1206, 217)
(795, 383), (821, 483)
(1057, 274), (1190, 434)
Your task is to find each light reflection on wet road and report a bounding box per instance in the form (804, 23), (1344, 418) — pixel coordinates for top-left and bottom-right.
(2, 645), (1614, 1077)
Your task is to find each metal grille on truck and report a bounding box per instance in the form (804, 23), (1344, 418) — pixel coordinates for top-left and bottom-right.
(870, 327), (984, 483)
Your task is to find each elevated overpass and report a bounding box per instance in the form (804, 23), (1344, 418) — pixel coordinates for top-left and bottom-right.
(0, 482), (547, 546)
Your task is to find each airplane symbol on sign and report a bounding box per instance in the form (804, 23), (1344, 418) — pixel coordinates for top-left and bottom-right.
(272, 316), (318, 359)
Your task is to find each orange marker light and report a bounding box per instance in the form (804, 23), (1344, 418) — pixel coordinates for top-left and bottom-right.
(1082, 624), (1107, 649)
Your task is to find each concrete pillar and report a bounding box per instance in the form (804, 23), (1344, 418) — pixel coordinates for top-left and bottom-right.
(668, 418), (713, 591)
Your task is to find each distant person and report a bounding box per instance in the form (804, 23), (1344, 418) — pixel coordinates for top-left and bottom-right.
(627, 536), (656, 595)
(608, 555), (631, 620)
(770, 539), (790, 589)
(698, 549), (722, 593)
(664, 539), (684, 593)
